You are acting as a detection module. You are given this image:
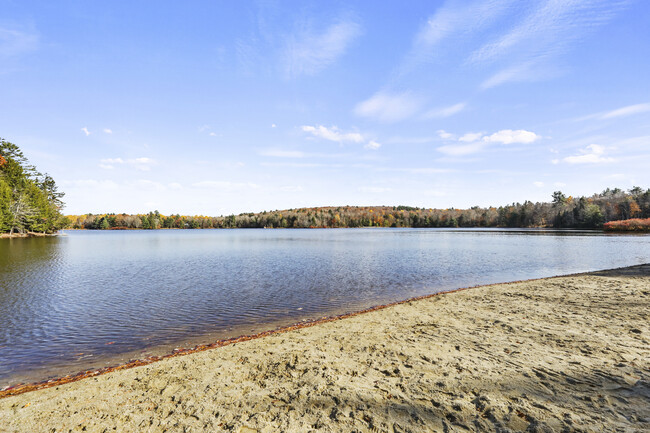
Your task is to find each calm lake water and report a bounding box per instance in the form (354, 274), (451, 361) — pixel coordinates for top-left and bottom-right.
(1, 228), (649, 386)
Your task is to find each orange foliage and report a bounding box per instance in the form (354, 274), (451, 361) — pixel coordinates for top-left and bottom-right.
(603, 218), (650, 232)
(0, 155), (6, 168)
(629, 201), (641, 217)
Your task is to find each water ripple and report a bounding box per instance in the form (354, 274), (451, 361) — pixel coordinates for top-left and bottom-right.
(0, 228), (648, 385)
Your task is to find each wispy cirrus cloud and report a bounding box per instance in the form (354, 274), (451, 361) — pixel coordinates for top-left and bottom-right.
(422, 102), (467, 119)
(480, 61), (556, 89)
(473, 0), (628, 88)
(354, 91), (424, 123)
(469, 0), (626, 65)
(394, 0), (630, 94)
(404, 0), (515, 72)
(601, 103), (650, 119)
(283, 18), (361, 77)
(0, 26), (38, 57)
(573, 102), (650, 122)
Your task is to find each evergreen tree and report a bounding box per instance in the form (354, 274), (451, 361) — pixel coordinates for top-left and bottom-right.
(0, 138), (66, 234)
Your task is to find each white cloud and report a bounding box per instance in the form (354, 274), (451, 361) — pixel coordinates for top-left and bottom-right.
(133, 157), (152, 164)
(483, 129), (540, 144)
(385, 167), (454, 175)
(358, 186), (392, 194)
(61, 179), (119, 190)
(103, 128), (112, 134)
(301, 125), (364, 143)
(101, 157), (124, 164)
(601, 103), (650, 119)
(563, 144), (615, 164)
(192, 181), (259, 190)
(260, 161), (344, 169)
(260, 149), (306, 158)
(284, 19), (361, 77)
(354, 92), (424, 122)
(459, 132), (484, 143)
(209, 132), (218, 137)
(437, 142), (486, 156)
(271, 124), (277, 128)
(99, 157), (156, 171)
(279, 185), (304, 193)
(364, 140), (381, 150)
(437, 130), (454, 140)
(533, 181), (544, 187)
(422, 102), (466, 118)
(81, 127), (91, 136)
(133, 180), (165, 191)
(436, 128), (540, 156)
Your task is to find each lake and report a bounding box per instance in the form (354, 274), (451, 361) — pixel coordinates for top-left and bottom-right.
(1, 228), (649, 387)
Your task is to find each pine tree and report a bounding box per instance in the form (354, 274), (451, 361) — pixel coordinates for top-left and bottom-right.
(0, 138), (66, 235)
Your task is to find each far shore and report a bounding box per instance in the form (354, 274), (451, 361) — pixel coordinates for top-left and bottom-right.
(1, 264), (648, 431)
(0, 231), (57, 239)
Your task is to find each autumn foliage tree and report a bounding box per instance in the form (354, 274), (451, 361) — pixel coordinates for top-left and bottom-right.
(65, 186), (648, 232)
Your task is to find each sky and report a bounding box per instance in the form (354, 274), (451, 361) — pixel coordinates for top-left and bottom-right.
(1, 0), (649, 216)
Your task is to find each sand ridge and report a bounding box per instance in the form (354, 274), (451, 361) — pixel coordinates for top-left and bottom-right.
(1, 265), (649, 432)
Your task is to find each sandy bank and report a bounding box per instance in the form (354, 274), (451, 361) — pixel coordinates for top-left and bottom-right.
(1, 265), (649, 432)
(0, 232), (56, 239)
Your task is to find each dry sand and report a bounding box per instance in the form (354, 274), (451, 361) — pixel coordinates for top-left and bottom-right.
(1, 265), (649, 432)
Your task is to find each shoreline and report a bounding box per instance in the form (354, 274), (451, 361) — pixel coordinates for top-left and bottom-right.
(0, 264), (632, 400)
(1, 264), (648, 431)
(0, 231), (58, 239)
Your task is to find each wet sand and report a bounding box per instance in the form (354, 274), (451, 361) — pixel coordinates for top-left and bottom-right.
(1, 265), (649, 432)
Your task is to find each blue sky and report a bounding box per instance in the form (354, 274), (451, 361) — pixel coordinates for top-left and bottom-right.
(1, 0), (649, 215)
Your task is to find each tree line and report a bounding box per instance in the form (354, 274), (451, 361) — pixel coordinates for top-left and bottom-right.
(0, 139), (67, 235)
(67, 186), (650, 231)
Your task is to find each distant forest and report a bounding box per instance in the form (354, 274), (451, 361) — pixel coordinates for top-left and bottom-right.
(67, 187), (650, 231)
(0, 139), (67, 235)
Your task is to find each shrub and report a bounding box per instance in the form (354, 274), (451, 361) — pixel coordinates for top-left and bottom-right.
(603, 218), (650, 232)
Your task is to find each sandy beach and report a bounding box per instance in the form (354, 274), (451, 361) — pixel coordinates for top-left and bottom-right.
(1, 265), (648, 432)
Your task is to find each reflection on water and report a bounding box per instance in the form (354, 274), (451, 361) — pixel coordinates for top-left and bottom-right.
(1, 228), (648, 386)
